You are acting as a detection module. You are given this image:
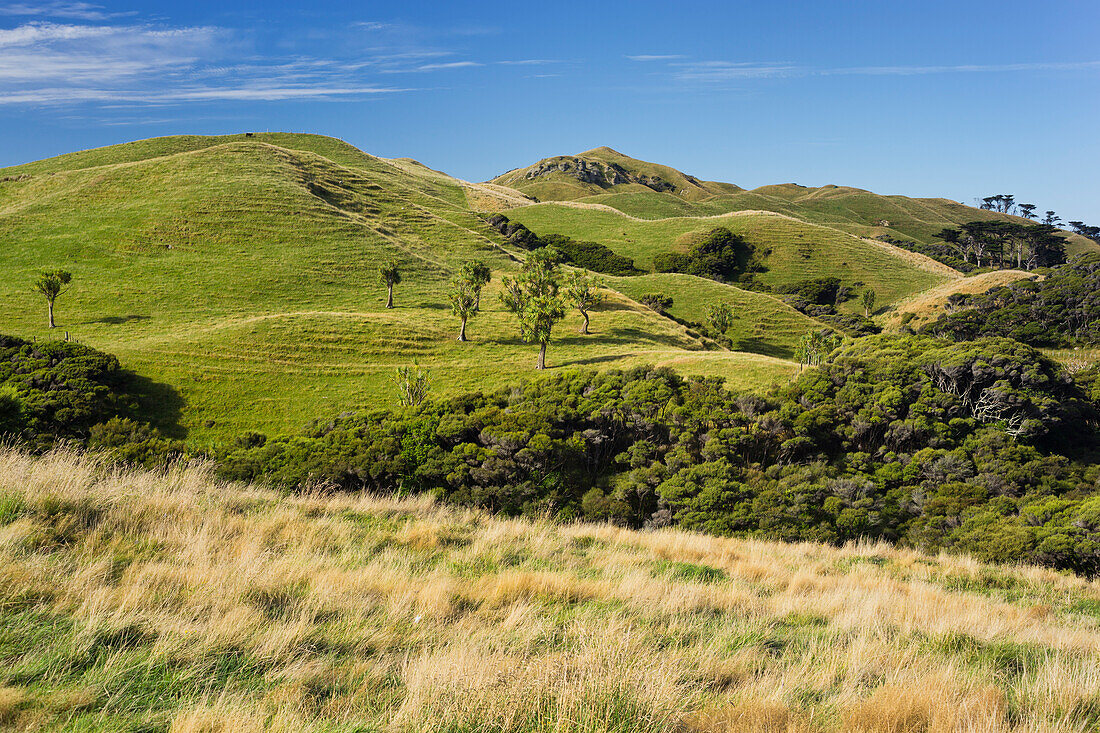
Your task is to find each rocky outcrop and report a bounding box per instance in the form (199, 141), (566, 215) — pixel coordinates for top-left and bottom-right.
(523, 156), (677, 193)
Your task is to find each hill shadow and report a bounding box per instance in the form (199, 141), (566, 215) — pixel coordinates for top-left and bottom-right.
(557, 353), (631, 368)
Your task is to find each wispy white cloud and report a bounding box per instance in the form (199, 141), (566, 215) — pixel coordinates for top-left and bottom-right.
(351, 21), (392, 31)
(0, 84), (407, 105)
(497, 59), (560, 66)
(0, 2), (133, 20)
(0, 22), (223, 83)
(415, 60), (482, 71)
(671, 61), (797, 81)
(0, 21), (414, 105)
(626, 54), (685, 62)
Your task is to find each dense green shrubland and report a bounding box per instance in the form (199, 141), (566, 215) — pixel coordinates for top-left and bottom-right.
(486, 214), (642, 275)
(218, 335), (1100, 575)
(0, 335), (183, 460)
(922, 254), (1100, 346)
(772, 277), (880, 336)
(0, 335), (132, 443)
(652, 227), (764, 282)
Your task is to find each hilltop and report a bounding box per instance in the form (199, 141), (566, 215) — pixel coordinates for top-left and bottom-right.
(0, 447), (1097, 732)
(489, 148), (1099, 256)
(489, 146), (743, 202)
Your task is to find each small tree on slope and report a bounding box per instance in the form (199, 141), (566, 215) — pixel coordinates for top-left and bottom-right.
(448, 276), (478, 342)
(566, 270), (604, 335)
(461, 260), (492, 311)
(378, 261), (401, 309)
(32, 269), (72, 329)
(704, 301), (734, 335)
(500, 250), (566, 370)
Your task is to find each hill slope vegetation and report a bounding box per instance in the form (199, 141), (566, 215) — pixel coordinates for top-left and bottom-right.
(489, 148), (1098, 256)
(0, 134), (807, 440)
(0, 447), (1098, 732)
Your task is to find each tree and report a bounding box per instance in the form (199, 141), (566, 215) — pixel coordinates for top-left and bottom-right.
(565, 270), (604, 335)
(460, 260), (492, 310)
(448, 276), (478, 341)
(1070, 222), (1100, 244)
(1043, 211), (1061, 227)
(703, 301), (734, 334)
(861, 289), (877, 317)
(640, 293), (673, 314)
(32, 269), (72, 328)
(499, 250), (567, 369)
(794, 329), (841, 369)
(395, 364), (429, 407)
(1018, 204), (1037, 220)
(378, 261), (401, 309)
(980, 194), (1017, 214)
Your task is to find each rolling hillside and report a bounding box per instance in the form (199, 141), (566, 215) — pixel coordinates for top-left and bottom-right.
(503, 204), (953, 309)
(489, 146), (743, 203)
(489, 149), (1099, 256)
(5, 133), (1081, 443)
(0, 134), (804, 441)
(1, 447), (1098, 732)
(883, 270), (1040, 331)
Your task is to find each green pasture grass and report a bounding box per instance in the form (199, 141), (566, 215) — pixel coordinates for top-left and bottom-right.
(606, 274), (823, 359)
(505, 204), (947, 308)
(0, 135), (797, 444)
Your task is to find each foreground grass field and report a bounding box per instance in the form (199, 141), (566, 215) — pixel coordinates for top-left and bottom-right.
(0, 448), (1098, 732)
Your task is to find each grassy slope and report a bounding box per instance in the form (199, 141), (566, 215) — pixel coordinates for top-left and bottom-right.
(882, 270), (1039, 331)
(506, 205), (949, 309)
(607, 274), (824, 359)
(1, 448), (1098, 732)
(0, 135), (799, 442)
(490, 151), (1099, 255)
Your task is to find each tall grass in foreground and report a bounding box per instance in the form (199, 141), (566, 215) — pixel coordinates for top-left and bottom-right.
(0, 448), (1098, 731)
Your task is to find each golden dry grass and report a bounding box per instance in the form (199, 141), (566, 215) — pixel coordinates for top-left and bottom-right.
(0, 448), (1098, 731)
(884, 270), (1039, 330)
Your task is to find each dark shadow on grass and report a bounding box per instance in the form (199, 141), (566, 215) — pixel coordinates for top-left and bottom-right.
(122, 371), (187, 439)
(556, 353), (630, 368)
(593, 300), (639, 312)
(733, 337), (792, 360)
(86, 315), (151, 325)
(557, 326), (687, 349)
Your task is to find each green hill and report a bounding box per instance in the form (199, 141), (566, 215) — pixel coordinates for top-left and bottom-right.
(488, 149), (1098, 256)
(0, 135), (803, 442)
(504, 205), (953, 309)
(489, 146), (743, 203)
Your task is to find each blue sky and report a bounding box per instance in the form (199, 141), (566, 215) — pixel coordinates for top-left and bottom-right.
(1, 0), (1098, 221)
